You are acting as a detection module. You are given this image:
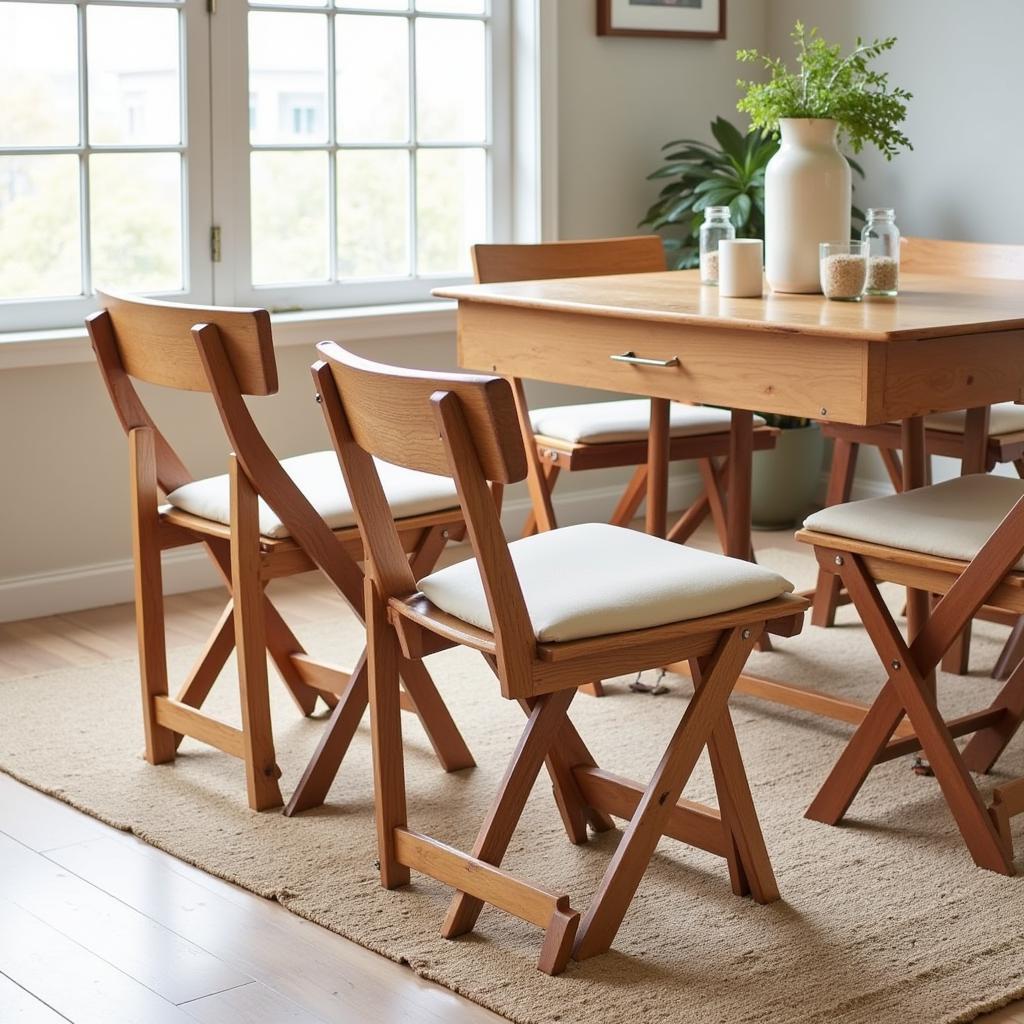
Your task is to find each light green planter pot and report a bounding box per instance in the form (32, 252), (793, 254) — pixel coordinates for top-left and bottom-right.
(750, 424), (824, 529)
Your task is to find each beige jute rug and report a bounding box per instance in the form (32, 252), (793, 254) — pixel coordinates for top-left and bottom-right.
(2, 549), (1024, 1024)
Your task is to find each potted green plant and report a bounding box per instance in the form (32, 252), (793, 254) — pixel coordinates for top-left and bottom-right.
(639, 115), (865, 269)
(736, 22), (912, 293)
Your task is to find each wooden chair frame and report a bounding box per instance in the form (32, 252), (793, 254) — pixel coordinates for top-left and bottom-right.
(812, 238), (1024, 677)
(88, 292), (473, 813)
(797, 502), (1024, 875)
(310, 340), (809, 972)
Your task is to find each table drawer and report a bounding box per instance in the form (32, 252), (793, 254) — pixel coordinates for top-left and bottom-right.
(458, 303), (872, 424)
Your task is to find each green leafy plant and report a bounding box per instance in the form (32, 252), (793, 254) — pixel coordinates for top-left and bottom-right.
(639, 115), (863, 270)
(638, 116), (775, 270)
(737, 22), (912, 159)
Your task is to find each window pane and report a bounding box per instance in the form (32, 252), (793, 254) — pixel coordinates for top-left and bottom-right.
(90, 152), (182, 292)
(251, 151), (329, 285)
(416, 0), (485, 13)
(88, 6), (181, 145)
(415, 18), (485, 142)
(416, 148), (484, 275)
(0, 156), (81, 300)
(336, 0), (408, 10)
(337, 150), (409, 279)
(0, 4), (79, 147)
(336, 15), (408, 143)
(249, 13), (328, 144)
(252, 0), (326, 6)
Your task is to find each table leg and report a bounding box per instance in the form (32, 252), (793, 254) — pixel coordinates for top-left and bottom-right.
(645, 398), (670, 538)
(901, 416), (934, 694)
(727, 409), (754, 560)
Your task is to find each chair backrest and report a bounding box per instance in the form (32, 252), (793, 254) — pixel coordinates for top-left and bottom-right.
(87, 293), (370, 606)
(313, 342), (526, 484)
(901, 238), (1024, 280)
(96, 290), (278, 395)
(312, 342), (535, 687)
(472, 235), (667, 285)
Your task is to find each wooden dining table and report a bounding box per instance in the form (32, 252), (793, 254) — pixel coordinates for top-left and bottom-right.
(436, 269), (1024, 729)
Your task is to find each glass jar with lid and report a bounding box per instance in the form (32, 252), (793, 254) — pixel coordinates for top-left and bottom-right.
(699, 206), (735, 285)
(861, 207), (900, 296)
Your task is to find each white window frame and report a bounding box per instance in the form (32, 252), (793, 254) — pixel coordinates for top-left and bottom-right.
(0, 0), (553, 338)
(211, 0), (511, 313)
(0, 0), (214, 334)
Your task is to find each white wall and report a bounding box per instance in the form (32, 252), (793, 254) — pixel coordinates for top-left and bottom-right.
(767, 0), (1024, 245)
(556, 0), (767, 239)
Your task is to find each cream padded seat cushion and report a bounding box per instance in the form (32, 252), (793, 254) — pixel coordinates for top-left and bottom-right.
(803, 474), (1024, 567)
(923, 402), (1024, 436)
(529, 399), (766, 445)
(165, 451), (458, 540)
(417, 522), (794, 643)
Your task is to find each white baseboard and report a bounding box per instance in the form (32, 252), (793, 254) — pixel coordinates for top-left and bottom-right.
(0, 547), (221, 624)
(0, 471), (705, 623)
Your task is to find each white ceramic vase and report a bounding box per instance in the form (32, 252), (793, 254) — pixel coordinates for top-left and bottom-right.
(764, 118), (851, 293)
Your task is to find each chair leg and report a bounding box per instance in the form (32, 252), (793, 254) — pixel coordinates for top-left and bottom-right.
(878, 446), (904, 492)
(366, 578), (410, 890)
(808, 552), (1013, 875)
(129, 428), (177, 765)
(202, 537), (324, 715)
(230, 456), (284, 812)
(609, 465), (648, 527)
(811, 439), (859, 628)
(574, 626), (759, 962)
(400, 658), (475, 772)
(691, 655), (778, 905)
(994, 617), (1024, 681)
(263, 602), (326, 715)
(283, 655), (368, 816)
(172, 601), (235, 751)
(699, 458), (731, 553)
(522, 463), (560, 538)
(442, 687), (577, 939)
(961, 655), (1024, 774)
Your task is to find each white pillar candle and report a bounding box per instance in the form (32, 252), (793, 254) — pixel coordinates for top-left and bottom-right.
(718, 239), (764, 298)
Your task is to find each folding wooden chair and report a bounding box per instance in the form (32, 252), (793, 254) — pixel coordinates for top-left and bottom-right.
(88, 291), (473, 812)
(309, 340), (808, 972)
(471, 237), (778, 544)
(812, 238), (1024, 676)
(799, 473), (1024, 874)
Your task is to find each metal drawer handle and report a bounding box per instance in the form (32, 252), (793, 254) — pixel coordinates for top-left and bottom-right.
(610, 351), (679, 368)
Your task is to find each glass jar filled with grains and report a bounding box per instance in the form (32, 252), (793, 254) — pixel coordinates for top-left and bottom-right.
(861, 207), (901, 296)
(699, 206), (735, 285)
(820, 241), (868, 300)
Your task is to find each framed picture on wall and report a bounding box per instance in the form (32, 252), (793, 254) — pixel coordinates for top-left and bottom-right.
(597, 0), (726, 39)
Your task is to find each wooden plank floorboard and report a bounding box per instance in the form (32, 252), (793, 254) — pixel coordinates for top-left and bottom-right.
(47, 832), (503, 1024)
(0, 832), (252, 1006)
(0, 972), (70, 1023)
(0, 899), (197, 1024)
(181, 981), (327, 1024)
(0, 773), (110, 852)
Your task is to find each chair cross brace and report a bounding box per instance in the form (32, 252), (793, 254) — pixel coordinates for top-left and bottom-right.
(376, 622), (778, 974)
(805, 548), (1024, 875)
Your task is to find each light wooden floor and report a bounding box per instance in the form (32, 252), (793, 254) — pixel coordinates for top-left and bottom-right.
(1, 528), (1023, 1024)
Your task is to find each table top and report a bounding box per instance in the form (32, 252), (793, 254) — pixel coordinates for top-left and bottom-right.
(436, 270), (1024, 343)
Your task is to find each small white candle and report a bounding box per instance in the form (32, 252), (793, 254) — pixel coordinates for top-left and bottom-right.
(718, 239), (764, 298)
